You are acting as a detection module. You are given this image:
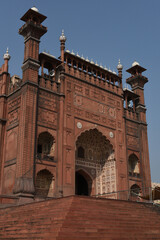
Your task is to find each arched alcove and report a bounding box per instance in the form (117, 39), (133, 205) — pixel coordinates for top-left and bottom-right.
(37, 132), (55, 161)
(35, 169), (54, 198)
(77, 146), (85, 158)
(128, 154), (140, 177)
(75, 128), (116, 196)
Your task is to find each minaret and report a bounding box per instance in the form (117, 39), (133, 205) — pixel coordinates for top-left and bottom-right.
(3, 48), (10, 72)
(19, 6), (47, 83)
(13, 7), (47, 200)
(0, 49), (11, 193)
(126, 61), (148, 123)
(59, 30), (66, 63)
(1, 48), (11, 95)
(126, 61), (151, 194)
(117, 59), (123, 87)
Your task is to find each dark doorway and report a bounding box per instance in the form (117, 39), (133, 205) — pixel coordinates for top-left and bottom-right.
(75, 171), (89, 196)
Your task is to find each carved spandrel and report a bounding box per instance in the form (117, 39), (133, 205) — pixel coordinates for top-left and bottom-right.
(73, 108), (116, 129)
(74, 94), (116, 119)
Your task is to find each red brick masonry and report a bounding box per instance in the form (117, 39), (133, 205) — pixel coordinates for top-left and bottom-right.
(0, 195), (160, 240)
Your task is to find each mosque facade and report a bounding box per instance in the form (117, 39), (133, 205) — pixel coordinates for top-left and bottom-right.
(0, 7), (151, 202)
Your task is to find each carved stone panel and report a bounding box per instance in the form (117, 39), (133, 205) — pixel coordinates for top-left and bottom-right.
(126, 122), (138, 137)
(39, 96), (57, 111)
(8, 96), (21, 113)
(127, 135), (139, 149)
(8, 109), (19, 125)
(38, 108), (57, 128)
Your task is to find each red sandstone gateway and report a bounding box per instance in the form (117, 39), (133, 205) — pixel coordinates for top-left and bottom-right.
(0, 7), (151, 204)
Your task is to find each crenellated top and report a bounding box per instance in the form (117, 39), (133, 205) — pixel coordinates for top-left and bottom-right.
(64, 51), (122, 88)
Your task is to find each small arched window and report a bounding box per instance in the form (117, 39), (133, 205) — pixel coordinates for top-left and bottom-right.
(37, 132), (55, 161)
(128, 154), (140, 177)
(78, 146), (85, 158)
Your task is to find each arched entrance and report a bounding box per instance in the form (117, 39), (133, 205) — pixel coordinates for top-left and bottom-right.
(75, 128), (116, 196)
(75, 170), (92, 196)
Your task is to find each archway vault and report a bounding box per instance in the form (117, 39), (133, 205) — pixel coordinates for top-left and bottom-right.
(75, 128), (116, 196)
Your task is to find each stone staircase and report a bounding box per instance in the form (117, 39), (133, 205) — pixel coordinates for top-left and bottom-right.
(0, 195), (160, 239)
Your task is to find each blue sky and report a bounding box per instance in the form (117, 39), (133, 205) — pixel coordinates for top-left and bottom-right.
(0, 0), (159, 182)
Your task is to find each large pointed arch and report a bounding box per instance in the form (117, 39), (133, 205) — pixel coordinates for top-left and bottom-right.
(75, 128), (116, 196)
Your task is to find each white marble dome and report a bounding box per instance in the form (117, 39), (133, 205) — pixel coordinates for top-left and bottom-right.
(117, 59), (123, 70)
(31, 7), (39, 12)
(59, 30), (66, 42)
(3, 48), (11, 60)
(132, 61), (139, 67)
